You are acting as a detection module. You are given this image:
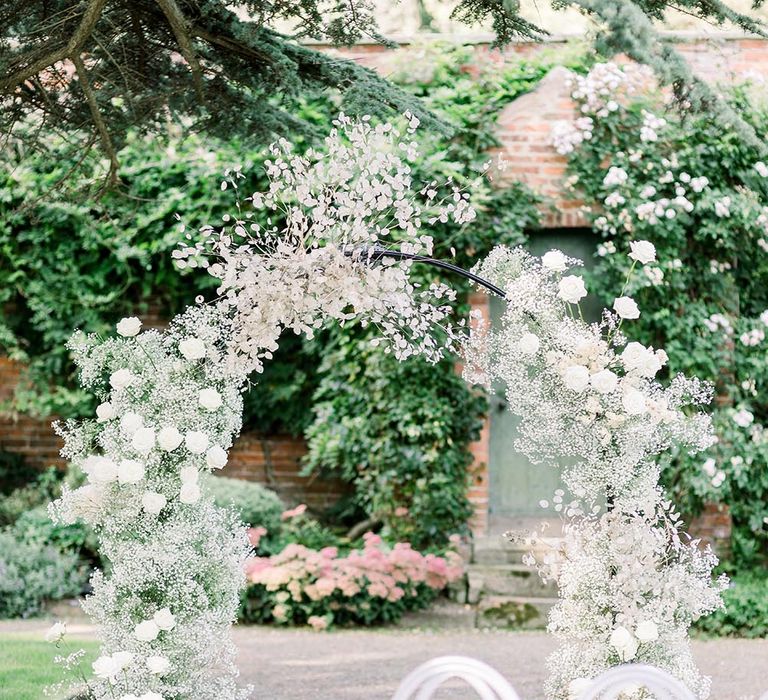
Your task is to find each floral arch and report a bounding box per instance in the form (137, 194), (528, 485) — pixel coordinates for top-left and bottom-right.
(49, 114), (724, 700)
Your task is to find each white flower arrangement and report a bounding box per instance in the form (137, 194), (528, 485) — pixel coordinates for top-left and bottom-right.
(48, 113), (479, 700)
(49, 306), (253, 700)
(463, 245), (725, 698)
(49, 112), (725, 700)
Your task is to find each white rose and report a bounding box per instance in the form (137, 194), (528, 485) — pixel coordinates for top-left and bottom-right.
(120, 412), (144, 436)
(179, 337), (206, 360)
(609, 626), (638, 661)
(185, 430), (209, 454)
(620, 342), (657, 377)
(139, 692), (165, 700)
(733, 409), (754, 428)
(628, 240), (656, 264)
(613, 296), (640, 320)
(622, 388), (647, 415)
(179, 481), (201, 504)
(92, 458), (118, 484)
(635, 619), (659, 642)
(157, 426), (183, 452)
(93, 654), (122, 680)
(755, 161), (768, 178)
(117, 459), (145, 485)
(112, 651), (134, 670)
(206, 445), (228, 470)
(199, 387), (223, 411)
(542, 249), (568, 272)
(568, 677), (593, 700)
(180, 466), (199, 484)
(116, 317), (142, 337)
(45, 621), (67, 643)
(134, 619), (160, 642)
(109, 368), (135, 391)
(153, 607), (176, 631)
(96, 402), (115, 423)
(558, 275), (588, 304)
(142, 491), (167, 515)
(146, 655), (171, 675)
(563, 365), (590, 393)
(590, 369), (618, 394)
(131, 427), (156, 454)
(517, 333), (540, 355)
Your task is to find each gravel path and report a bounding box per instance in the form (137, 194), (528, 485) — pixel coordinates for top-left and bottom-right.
(3, 618), (767, 699)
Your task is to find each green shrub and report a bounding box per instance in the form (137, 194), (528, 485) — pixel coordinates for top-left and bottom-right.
(208, 476), (285, 534)
(12, 505), (99, 566)
(0, 468), (62, 526)
(695, 572), (768, 638)
(0, 530), (86, 618)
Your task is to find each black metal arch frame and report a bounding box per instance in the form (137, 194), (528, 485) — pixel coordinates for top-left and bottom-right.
(362, 246), (508, 300)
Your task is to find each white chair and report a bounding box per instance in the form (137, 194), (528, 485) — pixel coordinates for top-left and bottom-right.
(391, 655), (523, 700)
(578, 664), (698, 699)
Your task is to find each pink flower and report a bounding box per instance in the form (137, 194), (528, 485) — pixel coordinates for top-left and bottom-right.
(307, 615), (329, 631)
(281, 504), (307, 520)
(248, 526), (268, 547)
(394, 506), (409, 517)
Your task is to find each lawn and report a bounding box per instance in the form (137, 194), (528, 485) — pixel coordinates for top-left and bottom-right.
(0, 632), (100, 700)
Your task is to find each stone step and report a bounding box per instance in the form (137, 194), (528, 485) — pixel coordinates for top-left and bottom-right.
(472, 536), (563, 565)
(468, 564), (558, 598)
(475, 595), (556, 630)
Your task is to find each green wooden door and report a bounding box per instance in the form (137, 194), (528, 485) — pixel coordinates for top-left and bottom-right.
(487, 230), (598, 533)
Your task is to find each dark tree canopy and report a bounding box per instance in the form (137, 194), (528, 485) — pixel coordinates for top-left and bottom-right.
(0, 0), (766, 187)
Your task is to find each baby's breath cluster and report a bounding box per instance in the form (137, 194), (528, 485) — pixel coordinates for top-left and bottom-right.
(49, 306), (252, 700)
(463, 245), (724, 698)
(174, 112), (476, 371)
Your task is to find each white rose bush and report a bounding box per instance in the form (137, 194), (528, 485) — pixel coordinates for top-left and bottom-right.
(47, 110), (728, 699)
(463, 245), (726, 698)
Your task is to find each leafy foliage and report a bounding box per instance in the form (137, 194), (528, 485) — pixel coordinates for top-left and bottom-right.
(695, 572), (768, 638)
(304, 331), (486, 549)
(0, 529), (86, 618)
(208, 474), (285, 535)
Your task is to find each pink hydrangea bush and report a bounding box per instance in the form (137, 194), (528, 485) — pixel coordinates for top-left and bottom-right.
(240, 531), (464, 628)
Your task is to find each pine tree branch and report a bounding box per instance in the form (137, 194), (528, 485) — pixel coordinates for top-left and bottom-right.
(0, 0), (107, 93)
(155, 0), (206, 104)
(71, 53), (120, 187)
